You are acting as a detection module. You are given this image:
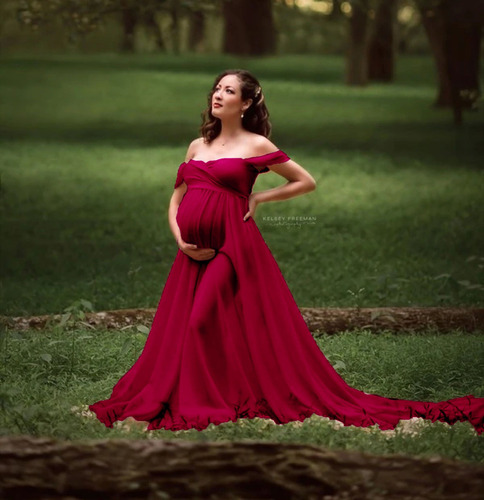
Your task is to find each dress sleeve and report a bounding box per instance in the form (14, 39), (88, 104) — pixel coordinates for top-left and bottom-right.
(248, 150), (291, 173)
(173, 162), (186, 189)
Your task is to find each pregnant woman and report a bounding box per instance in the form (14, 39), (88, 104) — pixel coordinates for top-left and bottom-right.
(90, 69), (483, 434)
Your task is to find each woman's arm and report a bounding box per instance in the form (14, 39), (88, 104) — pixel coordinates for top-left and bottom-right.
(168, 140), (216, 261)
(168, 184), (187, 248)
(243, 153), (317, 222)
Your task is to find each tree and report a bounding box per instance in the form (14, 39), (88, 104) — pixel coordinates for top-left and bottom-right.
(346, 0), (371, 85)
(120, 1), (165, 53)
(120, 4), (137, 52)
(416, 0), (483, 122)
(442, 0), (483, 124)
(188, 7), (206, 52)
(223, 0), (276, 56)
(15, 0), (215, 54)
(418, 1), (451, 106)
(330, 0), (345, 20)
(17, 0), (121, 38)
(345, 0), (398, 85)
(344, 0), (482, 124)
(367, 0), (398, 81)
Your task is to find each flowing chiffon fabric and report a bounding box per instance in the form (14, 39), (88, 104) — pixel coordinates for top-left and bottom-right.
(89, 150), (484, 433)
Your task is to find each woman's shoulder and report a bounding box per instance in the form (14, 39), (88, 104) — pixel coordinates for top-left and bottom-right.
(185, 137), (205, 161)
(245, 133), (279, 157)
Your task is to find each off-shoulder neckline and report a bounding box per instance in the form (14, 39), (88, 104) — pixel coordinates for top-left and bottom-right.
(186, 149), (283, 164)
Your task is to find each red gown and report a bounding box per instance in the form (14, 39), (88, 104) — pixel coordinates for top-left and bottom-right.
(89, 150), (484, 433)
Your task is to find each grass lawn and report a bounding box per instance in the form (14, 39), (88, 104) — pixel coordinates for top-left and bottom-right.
(1, 326), (483, 463)
(0, 54), (483, 462)
(1, 53), (483, 315)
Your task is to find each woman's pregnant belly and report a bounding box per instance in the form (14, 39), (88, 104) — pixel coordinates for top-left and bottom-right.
(176, 188), (227, 250)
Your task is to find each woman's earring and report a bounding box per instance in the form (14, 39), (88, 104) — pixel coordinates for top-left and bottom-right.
(241, 112), (244, 118)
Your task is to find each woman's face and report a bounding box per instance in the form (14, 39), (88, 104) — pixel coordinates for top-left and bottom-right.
(211, 74), (251, 119)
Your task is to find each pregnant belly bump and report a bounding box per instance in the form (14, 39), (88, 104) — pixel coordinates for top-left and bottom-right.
(176, 191), (226, 250)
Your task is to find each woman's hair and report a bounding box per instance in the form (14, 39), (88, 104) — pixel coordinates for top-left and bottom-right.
(200, 69), (272, 143)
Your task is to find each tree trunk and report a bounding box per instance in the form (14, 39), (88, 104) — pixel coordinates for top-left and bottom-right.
(223, 0), (249, 55)
(442, 0), (483, 125)
(419, 5), (452, 107)
(246, 0), (276, 56)
(188, 9), (206, 52)
(169, 0), (181, 54)
(223, 0), (276, 56)
(330, 0), (344, 20)
(367, 0), (398, 82)
(346, 0), (370, 85)
(120, 7), (138, 53)
(1, 436), (483, 499)
(142, 10), (165, 52)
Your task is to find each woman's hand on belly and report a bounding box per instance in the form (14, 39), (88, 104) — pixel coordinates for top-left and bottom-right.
(177, 238), (216, 261)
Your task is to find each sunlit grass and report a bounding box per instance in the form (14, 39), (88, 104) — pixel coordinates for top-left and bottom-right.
(0, 326), (482, 462)
(1, 54), (483, 315)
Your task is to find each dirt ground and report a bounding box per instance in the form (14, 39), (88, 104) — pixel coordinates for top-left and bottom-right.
(3, 306), (483, 334)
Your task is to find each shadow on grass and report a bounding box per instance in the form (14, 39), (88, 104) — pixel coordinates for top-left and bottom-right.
(2, 172), (482, 313)
(0, 54), (347, 86)
(2, 119), (483, 169)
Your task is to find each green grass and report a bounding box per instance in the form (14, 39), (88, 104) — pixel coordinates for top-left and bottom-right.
(1, 53), (484, 315)
(1, 326), (482, 462)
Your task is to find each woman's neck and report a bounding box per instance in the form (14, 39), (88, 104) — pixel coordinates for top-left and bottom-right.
(217, 119), (244, 144)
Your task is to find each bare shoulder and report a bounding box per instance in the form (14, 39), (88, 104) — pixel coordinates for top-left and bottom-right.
(245, 133), (279, 157)
(185, 137), (205, 161)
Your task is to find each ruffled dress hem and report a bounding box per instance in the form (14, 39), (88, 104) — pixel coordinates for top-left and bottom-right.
(90, 394), (483, 434)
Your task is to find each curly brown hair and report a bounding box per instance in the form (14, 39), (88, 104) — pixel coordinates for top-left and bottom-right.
(200, 69), (272, 143)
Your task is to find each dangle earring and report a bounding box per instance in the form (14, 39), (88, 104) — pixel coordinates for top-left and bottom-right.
(241, 112), (244, 119)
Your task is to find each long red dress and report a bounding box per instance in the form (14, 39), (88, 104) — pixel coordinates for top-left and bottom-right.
(89, 150), (484, 433)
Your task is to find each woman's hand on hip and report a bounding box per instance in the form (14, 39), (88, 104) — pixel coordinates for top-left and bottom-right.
(243, 193), (261, 221)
